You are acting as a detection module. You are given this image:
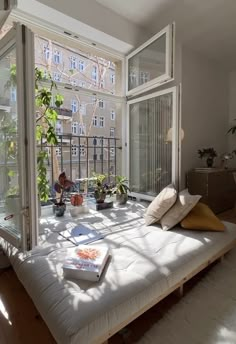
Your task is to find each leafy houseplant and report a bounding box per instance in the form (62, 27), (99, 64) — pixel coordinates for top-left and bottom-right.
(197, 148), (217, 168)
(93, 173), (110, 204)
(112, 176), (130, 205)
(54, 172), (74, 216)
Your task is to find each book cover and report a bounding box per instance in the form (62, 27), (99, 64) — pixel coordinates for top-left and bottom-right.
(62, 245), (109, 281)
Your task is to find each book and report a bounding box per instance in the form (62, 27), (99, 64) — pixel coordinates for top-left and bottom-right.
(62, 245), (110, 281)
(60, 224), (103, 245)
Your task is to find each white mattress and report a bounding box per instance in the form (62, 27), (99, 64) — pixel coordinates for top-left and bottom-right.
(1, 202), (236, 344)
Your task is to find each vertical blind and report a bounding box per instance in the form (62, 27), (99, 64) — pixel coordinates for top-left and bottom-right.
(130, 92), (173, 196)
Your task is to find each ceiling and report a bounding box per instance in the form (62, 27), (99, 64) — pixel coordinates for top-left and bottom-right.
(96, 0), (236, 67)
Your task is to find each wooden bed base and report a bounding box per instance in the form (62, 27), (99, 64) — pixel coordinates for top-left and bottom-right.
(100, 240), (236, 344)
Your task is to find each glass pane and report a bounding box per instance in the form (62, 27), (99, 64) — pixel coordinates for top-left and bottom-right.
(34, 34), (120, 95)
(130, 93), (173, 196)
(37, 91), (122, 194)
(128, 34), (166, 91)
(0, 45), (21, 239)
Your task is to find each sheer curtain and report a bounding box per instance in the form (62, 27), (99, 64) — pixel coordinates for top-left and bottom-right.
(129, 92), (173, 196)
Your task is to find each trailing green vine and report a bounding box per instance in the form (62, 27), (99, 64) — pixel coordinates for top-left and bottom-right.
(6, 66), (64, 202)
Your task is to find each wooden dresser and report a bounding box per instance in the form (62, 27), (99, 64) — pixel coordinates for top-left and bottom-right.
(187, 169), (236, 213)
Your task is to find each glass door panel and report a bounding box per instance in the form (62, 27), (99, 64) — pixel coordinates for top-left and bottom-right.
(0, 24), (37, 250)
(0, 41), (21, 245)
(128, 88), (178, 199)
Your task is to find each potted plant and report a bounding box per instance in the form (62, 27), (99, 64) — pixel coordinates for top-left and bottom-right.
(92, 173), (110, 203)
(112, 175), (130, 205)
(53, 172), (74, 216)
(197, 148), (217, 168)
(70, 193), (84, 217)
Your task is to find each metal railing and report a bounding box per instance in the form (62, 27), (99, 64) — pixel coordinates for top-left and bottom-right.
(38, 134), (122, 187)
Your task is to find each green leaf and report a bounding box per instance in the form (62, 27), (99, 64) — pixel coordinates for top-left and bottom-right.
(36, 125), (43, 141)
(54, 94), (64, 108)
(45, 108), (58, 124)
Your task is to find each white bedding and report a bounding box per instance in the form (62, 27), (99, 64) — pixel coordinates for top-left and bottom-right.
(1, 202), (236, 344)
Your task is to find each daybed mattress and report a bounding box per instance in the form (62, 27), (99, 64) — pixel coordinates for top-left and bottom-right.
(1, 202), (236, 344)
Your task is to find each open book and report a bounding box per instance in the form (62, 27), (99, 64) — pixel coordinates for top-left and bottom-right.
(60, 224), (103, 245)
(62, 245), (110, 281)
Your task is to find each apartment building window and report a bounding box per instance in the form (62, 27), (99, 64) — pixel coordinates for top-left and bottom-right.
(43, 45), (50, 60)
(43, 70), (48, 80)
(92, 65), (97, 82)
(80, 144), (86, 156)
(55, 147), (62, 156)
(110, 110), (115, 120)
(70, 56), (77, 69)
(71, 122), (78, 135)
(99, 99), (104, 108)
(10, 87), (16, 102)
(99, 116), (105, 128)
(71, 99), (78, 113)
(79, 124), (86, 135)
(110, 148), (115, 157)
(110, 73), (115, 84)
(129, 71), (137, 87)
(100, 79), (105, 89)
(56, 120), (63, 134)
(45, 147), (51, 156)
(79, 60), (85, 72)
(93, 116), (98, 127)
(79, 80), (85, 88)
(53, 72), (61, 82)
(79, 103), (86, 115)
(140, 71), (150, 84)
(71, 79), (77, 86)
(72, 145), (78, 157)
(53, 49), (62, 64)
(110, 127), (115, 138)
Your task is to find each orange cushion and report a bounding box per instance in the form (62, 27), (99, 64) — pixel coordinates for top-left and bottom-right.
(180, 202), (225, 231)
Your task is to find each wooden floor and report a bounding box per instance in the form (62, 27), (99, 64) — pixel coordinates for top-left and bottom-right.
(0, 209), (235, 344)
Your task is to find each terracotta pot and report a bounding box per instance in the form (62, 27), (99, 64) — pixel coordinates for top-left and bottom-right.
(70, 193), (83, 206)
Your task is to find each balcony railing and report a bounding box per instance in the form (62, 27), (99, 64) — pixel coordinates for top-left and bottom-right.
(38, 134), (122, 188)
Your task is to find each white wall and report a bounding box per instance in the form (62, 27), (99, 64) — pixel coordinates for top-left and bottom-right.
(228, 71), (236, 157)
(181, 47), (229, 188)
(36, 0), (150, 50)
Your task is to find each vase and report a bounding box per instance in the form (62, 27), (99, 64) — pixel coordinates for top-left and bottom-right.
(94, 192), (106, 204)
(206, 157), (214, 168)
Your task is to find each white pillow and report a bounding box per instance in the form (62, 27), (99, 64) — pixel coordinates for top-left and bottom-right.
(160, 189), (201, 231)
(145, 184), (177, 226)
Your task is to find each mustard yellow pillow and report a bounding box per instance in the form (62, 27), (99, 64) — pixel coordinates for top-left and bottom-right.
(180, 202), (225, 231)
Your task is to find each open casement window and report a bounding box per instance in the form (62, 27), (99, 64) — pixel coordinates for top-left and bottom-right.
(0, 19), (38, 250)
(126, 24), (174, 97)
(126, 23), (179, 200)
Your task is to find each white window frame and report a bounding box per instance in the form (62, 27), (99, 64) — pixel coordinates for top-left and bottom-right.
(71, 121), (78, 135)
(70, 55), (77, 69)
(99, 99), (104, 108)
(110, 73), (115, 84)
(93, 116), (98, 127)
(126, 24), (174, 97)
(78, 60), (84, 72)
(56, 120), (63, 134)
(43, 44), (50, 60)
(110, 110), (115, 120)
(126, 86), (179, 201)
(71, 99), (78, 113)
(53, 72), (61, 82)
(79, 124), (86, 135)
(53, 49), (62, 64)
(80, 144), (86, 157)
(110, 127), (115, 137)
(55, 147), (62, 156)
(72, 144), (78, 157)
(92, 65), (97, 82)
(99, 116), (105, 128)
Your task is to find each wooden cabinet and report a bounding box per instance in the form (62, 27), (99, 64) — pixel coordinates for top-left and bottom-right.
(187, 169), (236, 213)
